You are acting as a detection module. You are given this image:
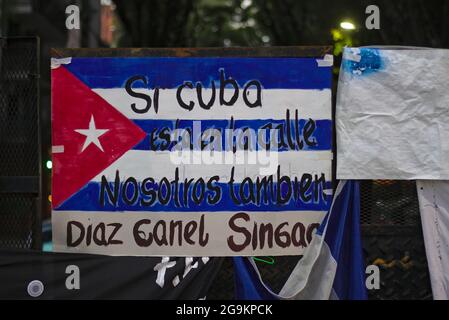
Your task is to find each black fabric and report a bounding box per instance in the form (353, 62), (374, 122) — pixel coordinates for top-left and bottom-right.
(0, 249), (224, 299)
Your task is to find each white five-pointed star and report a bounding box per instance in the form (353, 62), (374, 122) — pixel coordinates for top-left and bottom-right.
(75, 115), (109, 152)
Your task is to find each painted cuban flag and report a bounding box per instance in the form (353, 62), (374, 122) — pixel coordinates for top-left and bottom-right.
(51, 54), (333, 256)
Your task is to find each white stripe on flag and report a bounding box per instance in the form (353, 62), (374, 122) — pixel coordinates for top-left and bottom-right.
(52, 210), (326, 257)
(93, 88), (332, 120)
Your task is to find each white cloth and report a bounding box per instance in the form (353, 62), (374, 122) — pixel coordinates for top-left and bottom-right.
(416, 180), (449, 299)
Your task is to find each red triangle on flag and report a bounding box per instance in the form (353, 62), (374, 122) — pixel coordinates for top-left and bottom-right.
(51, 66), (146, 208)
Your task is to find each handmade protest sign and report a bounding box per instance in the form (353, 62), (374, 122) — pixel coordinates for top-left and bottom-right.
(51, 48), (333, 256)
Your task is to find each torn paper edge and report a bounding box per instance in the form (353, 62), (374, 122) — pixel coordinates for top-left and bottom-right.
(343, 48), (361, 63)
(51, 57), (72, 69)
(316, 54), (334, 67)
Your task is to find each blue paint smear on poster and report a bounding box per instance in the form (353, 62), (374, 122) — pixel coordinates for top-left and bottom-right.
(342, 48), (384, 76)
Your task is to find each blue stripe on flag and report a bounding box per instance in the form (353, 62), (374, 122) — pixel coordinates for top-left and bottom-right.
(132, 119), (332, 151)
(65, 57), (332, 89)
(55, 181), (332, 212)
(233, 257), (278, 300)
(317, 181), (367, 300)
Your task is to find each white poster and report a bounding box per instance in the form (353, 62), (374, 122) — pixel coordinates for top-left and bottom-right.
(337, 47), (449, 179)
(51, 52), (333, 256)
(416, 180), (449, 300)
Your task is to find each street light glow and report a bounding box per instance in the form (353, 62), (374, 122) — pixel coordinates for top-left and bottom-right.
(340, 21), (356, 30)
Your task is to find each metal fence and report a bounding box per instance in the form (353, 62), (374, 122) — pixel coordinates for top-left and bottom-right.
(208, 180), (433, 300)
(0, 40), (432, 298)
(360, 180), (432, 299)
(0, 37), (41, 250)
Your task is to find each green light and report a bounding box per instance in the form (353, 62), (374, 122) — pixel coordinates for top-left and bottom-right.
(46, 160), (52, 170)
